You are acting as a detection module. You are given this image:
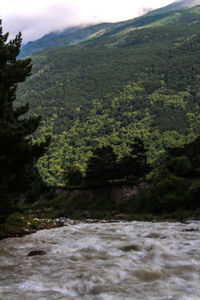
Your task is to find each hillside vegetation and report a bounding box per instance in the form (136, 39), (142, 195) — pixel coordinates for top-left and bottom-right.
(17, 4), (200, 184)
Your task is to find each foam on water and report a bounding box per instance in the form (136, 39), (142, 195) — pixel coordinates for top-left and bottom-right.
(0, 221), (200, 299)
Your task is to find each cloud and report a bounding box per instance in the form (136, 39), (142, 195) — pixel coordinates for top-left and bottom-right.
(0, 0), (174, 43)
(2, 3), (81, 42)
(137, 6), (154, 16)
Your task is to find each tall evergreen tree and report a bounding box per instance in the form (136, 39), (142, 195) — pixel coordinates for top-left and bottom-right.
(119, 138), (150, 182)
(0, 20), (50, 223)
(85, 145), (117, 186)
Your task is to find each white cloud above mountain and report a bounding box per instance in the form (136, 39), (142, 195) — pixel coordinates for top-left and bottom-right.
(0, 0), (174, 42)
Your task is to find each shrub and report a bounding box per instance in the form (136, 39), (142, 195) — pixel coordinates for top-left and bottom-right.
(165, 156), (192, 177)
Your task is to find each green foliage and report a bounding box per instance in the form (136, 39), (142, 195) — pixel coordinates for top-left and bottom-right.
(14, 5), (200, 184)
(84, 138), (150, 187)
(85, 145), (117, 186)
(153, 174), (186, 212)
(167, 136), (200, 176)
(0, 20), (50, 223)
(118, 138), (150, 182)
(165, 156), (192, 177)
(63, 162), (84, 186)
(137, 136), (200, 214)
(187, 179), (200, 209)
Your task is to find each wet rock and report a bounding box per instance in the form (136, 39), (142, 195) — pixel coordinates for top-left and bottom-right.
(119, 244), (140, 252)
(27, 250), (47, 257)
(145, 232), (160, 238)
(145, 232), (166, 239)
(135, 268), (162, 281)
(23, 228), (30, 233)
(182, 228), (199, 232)
(63, 218), (78, 225)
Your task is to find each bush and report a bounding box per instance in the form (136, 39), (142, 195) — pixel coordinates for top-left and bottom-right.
(6, 213), (26, 227)
(165, 156), (192, 177)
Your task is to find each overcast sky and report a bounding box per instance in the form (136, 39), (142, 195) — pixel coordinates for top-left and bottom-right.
(0, 0), (175, 43)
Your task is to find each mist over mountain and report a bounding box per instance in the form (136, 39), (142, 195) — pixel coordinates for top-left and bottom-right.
(19, 23), (114, 57)
(20, 0), (200, 58)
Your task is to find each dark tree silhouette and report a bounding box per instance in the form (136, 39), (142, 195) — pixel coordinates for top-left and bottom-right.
(0, 20), (50, 223)
(119, 138), (150, 182)
(85, 145), (117, 186)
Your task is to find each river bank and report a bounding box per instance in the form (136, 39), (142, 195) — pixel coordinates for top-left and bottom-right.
(1, 210), (200, 240)
(1, 183), (200, 240)
(0, 216), (75, 240)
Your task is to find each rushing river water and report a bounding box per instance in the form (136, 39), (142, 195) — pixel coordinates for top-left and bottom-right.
(0, 221), (200, 300)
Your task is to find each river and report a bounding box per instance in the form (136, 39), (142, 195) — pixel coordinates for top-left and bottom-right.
(0, 220), (200, 300)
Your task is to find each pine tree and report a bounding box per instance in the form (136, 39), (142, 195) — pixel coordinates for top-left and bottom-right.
(119, 138), (150, 182)
(85, 145), (117, 186)
(0, 20), (50, 223)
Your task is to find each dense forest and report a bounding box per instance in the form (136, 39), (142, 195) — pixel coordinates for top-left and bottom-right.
(16, 5), (200, 184)
(58, 136), (200, 218)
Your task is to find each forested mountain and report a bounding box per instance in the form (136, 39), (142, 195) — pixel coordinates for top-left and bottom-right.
(17, 2), (200, 184)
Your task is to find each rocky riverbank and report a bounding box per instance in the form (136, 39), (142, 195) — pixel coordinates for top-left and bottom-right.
(0, 216), (77, 240)
(1, 181), (200, 239)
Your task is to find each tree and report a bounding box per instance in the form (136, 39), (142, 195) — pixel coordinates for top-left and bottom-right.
(0, 20), (50, 223)
(85, 145), (117, 186)
(63, 162), (84, 186)
(119, 138), (150, 182)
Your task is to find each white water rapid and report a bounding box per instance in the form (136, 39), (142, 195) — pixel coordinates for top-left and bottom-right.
(0, 221), (200, 300)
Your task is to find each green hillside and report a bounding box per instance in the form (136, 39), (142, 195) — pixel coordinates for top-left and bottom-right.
(19, 23), (115, 57)
(146, 0), (200, 16)
(17, 4), (200, 184)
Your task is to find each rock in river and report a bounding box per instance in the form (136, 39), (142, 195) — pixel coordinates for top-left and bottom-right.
(27, 250), (47, 256)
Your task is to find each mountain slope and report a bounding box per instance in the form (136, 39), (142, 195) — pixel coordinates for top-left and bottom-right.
(20, 0), (200, 57)
(146, 0), (200, 16)
(17, 4), (200, 184)
(19, 23), (115, 58)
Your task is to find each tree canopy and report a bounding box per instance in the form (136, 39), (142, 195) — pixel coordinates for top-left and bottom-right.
(84, 140), (150, 186)
(85, 145), (117, 186)
(118, 138), (150, 182)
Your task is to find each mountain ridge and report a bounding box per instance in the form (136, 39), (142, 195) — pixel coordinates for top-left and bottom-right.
(146, 0), (200, 16)
(20, 0), (200, 57)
